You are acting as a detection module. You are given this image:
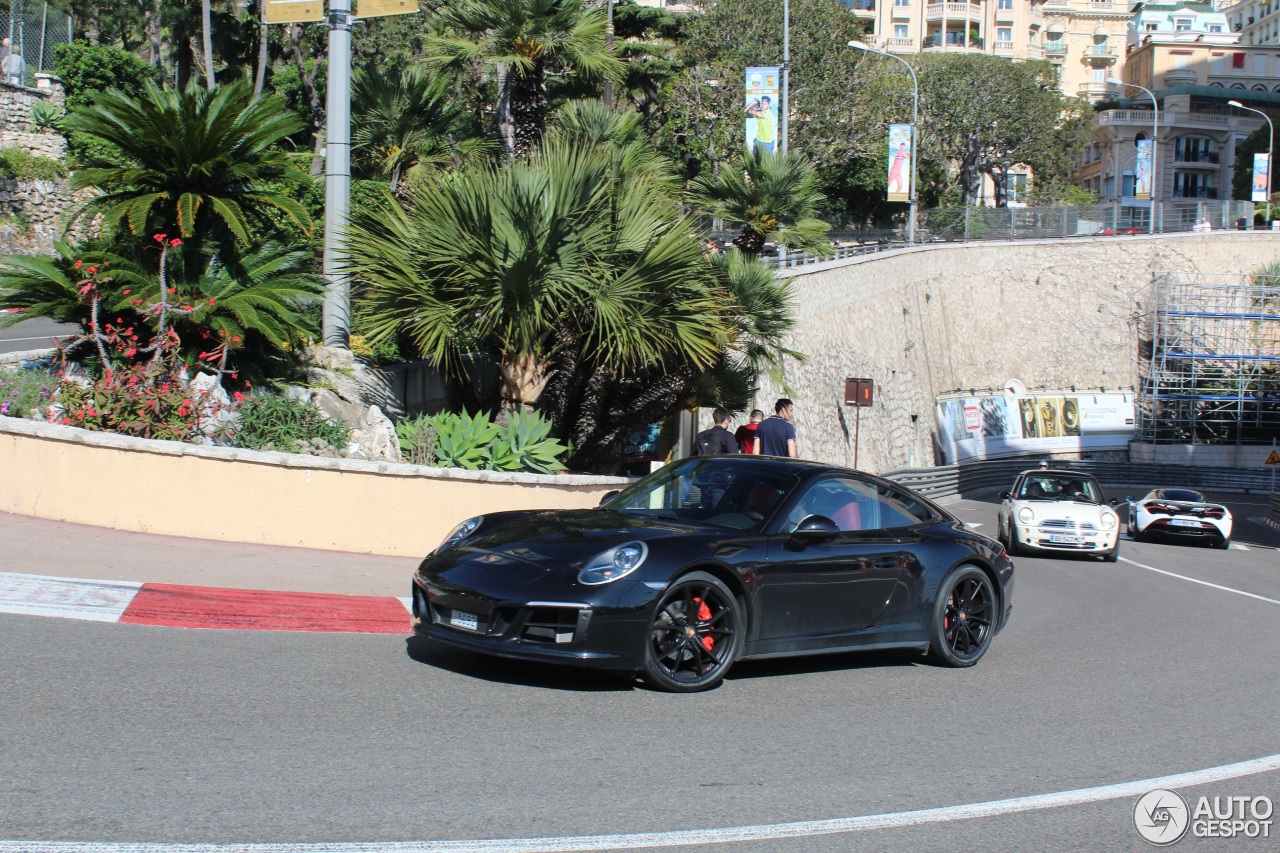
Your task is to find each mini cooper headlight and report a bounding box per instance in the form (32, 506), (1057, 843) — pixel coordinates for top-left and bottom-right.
(1099, 511), (1118, 530)
(1017, 506), (1035, 524)
(578, 542), (648, 586)
(440, 516), (483, 551)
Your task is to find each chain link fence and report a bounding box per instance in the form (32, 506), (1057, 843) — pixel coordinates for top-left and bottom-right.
(0, 1), (73, 86)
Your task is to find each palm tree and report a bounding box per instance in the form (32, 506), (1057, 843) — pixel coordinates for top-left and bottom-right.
(688, 148), (832, 257)
(64, 79), (311, 277)
(352, 65), (493, 193)
(426, 0), (624, 157)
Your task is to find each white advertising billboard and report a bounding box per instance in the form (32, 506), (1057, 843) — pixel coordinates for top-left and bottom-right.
(935, 389), (1135, 464)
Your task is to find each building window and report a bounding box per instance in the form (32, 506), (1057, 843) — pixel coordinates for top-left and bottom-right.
(998, 0), (1012, 7)
(1175, 136), (1215, 162)
(1005, 174), (1028, 203)
(1233, 52), (1247, 68)
(895, 0), (909, 6)
(998, 27), (1012, 42)
(1175, 18), (1192, 32)
(1209, 24), (1223, 33)
(1145, 23), (1158, 31)
(1122, 172), (1135, 196)
(1105, 175), (1115, 197)
(894, 24), (908, 38)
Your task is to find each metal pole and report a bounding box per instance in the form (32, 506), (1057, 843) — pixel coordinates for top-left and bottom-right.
(847, 41), (917, 244)
(603, 0), (613, 108)
(1107, 78), (1158, 233)
(322, 0), (352, 349)
(853, 402), (861, 470)
(38, 3), (46, 74)
(1229, 100), (1273, 225)
(781, 0), (789, 155)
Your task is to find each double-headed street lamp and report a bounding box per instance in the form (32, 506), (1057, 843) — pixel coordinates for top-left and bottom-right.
(1106, 77), (1158, 235)
(1228, 99), (1273, 226)
(848, 40), (918, 244)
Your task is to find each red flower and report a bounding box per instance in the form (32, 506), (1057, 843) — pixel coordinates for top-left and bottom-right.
(232, 391), (245, 402)
(208, 298), (216, 306)
(122, 289), (131, 296)
(231, 336), (241, 343)
(125, 348), (136, 357)
(154, 233), (167, 242)
(169, 238), (182, 247)
(168, 288), (176, 295)
(73, 260), (83, 270)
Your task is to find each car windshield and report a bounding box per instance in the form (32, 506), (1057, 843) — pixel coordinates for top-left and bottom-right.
(1017, 475), (1104, 503)
(603, 458), (800, 532)
(1158, 489), (1204, 502)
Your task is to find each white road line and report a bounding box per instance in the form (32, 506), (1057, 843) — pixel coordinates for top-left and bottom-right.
(0, 571), (141, 622)
(397, 596), (413, 614)
(3, 753), (1280, 853)
(1118, 557), (1280, 605)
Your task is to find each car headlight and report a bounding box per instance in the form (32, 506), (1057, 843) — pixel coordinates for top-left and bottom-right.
(440, 516), (483, 551)
(578, 542), (648, 586)
(1099, 511), (1117, 530)
(1017, 506), (1034, 524)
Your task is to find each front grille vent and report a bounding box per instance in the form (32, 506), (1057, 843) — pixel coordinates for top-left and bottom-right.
(522, 606), (582, 644)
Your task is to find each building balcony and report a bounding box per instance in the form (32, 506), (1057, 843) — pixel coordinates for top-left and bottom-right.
(1086, 43), (1118, 63)
(923, 33), (984, 50)
(847, 0), (876, 17)
(995, 5), (1016, 23)
(1025, 43), (1044, 59)
(993, 40), (1015, 54)
(1173, 151), (1221, 167)
(1171, 187), (1219, 200)
(891, 2), (912, 19)
(926, 2), (981, 21)
(1078, 82), (1116, 99)
(1044, 40), (1067, 56)
(884, 36), (916, 52)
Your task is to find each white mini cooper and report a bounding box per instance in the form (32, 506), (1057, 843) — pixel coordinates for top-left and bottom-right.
(997, 469), (1121, 562)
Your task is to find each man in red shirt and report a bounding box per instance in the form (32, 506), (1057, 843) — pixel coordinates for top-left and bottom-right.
(735, 409), (764, 454)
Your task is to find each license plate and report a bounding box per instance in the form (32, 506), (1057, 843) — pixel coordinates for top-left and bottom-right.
(1048, 534), (1083, 544)
(1170, 519), (1201, 528)
(450, 610), (479, 632)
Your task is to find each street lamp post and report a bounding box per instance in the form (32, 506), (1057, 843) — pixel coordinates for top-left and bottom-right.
(1106, 77), (1158, 235)
(1228, 99), (1273, 226)
(781, 0), (790, 154)
(848, 40), (918, 244)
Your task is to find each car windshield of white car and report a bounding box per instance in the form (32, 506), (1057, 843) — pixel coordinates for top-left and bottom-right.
(1019, 477), (1102, 502)
(1160, 489), (1204, 503)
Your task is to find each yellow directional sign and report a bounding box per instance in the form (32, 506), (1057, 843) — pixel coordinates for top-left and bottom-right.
(358, 0), (419, 17)
(265, 0), (325, 24)
(1265, 449), (1280, 465)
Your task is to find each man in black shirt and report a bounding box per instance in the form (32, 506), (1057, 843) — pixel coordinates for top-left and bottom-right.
(693, 408), (740, 455)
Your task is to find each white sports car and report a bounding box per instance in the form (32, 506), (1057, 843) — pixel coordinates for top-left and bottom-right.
(997, 469), (1121, 561)
(1126, 488), (1233, 549)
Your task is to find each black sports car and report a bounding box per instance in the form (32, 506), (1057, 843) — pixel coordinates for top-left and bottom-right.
(411, 456), (1014, 691)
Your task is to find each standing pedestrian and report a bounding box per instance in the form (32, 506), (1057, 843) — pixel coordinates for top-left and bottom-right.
(0, 38), (11, 62)
(753, 398), (797, 457)
(2, 47), (24, 87)
(735, 409), (764, 454)
(692, 407), (740, 456)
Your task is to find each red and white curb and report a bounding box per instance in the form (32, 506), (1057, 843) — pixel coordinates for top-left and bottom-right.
(0, 571), (413, 634)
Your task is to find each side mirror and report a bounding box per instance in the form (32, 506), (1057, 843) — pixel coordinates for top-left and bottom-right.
(598, 490), (619, 507)
(790, 515), (839, 544)
(999, 491), (1011, 500)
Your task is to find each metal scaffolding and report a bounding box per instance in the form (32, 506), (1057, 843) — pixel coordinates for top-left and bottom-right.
(1135, 271), (1280, 444)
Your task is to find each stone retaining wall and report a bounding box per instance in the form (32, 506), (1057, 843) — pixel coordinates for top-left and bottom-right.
(753, 232), (1280, 475)
(0, 415), (632, 558)
(0, 78), (74, 255)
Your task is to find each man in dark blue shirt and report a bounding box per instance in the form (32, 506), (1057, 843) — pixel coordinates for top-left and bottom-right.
(754, 398), (797, 457)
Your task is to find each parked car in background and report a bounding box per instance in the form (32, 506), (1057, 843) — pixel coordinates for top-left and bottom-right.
(411, 456), (1014, 692)
(1126, 488), (1233, 549)
(998, 469), (1121, 561)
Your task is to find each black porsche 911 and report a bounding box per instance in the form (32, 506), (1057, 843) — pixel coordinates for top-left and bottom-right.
(411, 455), (1014, 692)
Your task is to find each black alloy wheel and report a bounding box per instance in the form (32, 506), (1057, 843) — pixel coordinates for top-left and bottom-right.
(927, 566), (996, 668)
(643, 571), (742, 692)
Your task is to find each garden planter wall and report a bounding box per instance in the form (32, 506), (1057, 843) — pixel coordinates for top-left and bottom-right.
(0, 416), (632, 558)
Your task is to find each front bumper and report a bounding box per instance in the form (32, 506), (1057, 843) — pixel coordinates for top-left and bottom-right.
(1014, 524), (1118, 554)
(410, 577), (652, 671)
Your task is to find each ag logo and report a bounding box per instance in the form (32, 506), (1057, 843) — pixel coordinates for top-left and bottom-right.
(1134, 789), (1190, 845)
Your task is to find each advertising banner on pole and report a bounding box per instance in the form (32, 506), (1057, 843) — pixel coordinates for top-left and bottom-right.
(744, 66), (780, 157)
(1252, 152), (1271, 202)
(887, 124), (912, 202)
(264, 0), (325, 23)
(1134, 139), (1153, 200)
(934, 389), (1135, 464)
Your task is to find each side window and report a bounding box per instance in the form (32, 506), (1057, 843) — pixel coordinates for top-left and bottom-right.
(872, 482), (934, 529)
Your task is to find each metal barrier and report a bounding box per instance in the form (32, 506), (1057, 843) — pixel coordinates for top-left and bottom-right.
(883, 456), (1279, 503)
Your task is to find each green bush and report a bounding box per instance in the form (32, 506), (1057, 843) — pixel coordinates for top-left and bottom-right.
(55, 365), (202, 441)
(0, 148), (65, 181)
(53, 41), (158, 168)
(398, 409), (569, 473)
(0, 365), (58, 418)
(28, 101), (67, 133)
(230, 393), (351, 453)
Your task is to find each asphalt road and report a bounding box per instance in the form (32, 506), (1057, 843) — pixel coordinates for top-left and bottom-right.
(1, 497), (1279, 852)
(0, 315), (76, 356)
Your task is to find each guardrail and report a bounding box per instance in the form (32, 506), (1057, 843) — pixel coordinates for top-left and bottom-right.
(883, 456), (1279, 503)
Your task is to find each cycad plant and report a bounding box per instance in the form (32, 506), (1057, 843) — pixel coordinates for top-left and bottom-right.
(64, 79), (311, 278)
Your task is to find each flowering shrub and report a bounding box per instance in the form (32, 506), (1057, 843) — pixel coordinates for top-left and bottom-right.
(55, 364), (205, 441)
(0, 366), (57, 418)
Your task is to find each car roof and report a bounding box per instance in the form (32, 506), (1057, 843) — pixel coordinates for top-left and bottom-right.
(1017, 469), (1100, 480)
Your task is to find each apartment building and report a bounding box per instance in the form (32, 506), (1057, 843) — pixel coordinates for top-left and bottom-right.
(1220, 0), (1280, 45)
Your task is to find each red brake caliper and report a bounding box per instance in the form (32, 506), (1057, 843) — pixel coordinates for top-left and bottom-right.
(945, 594), (953, 631)
(693, 597), (715, 651)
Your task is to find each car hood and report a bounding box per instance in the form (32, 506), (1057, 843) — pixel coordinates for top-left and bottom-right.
(420, 509), (699, 581)
(1012, 498), (1115, 520)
